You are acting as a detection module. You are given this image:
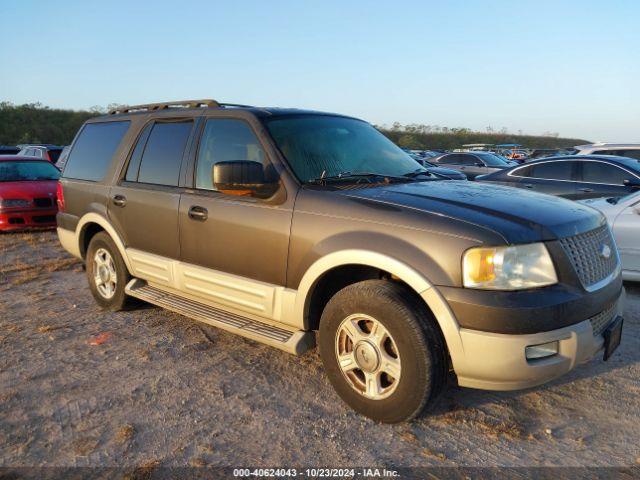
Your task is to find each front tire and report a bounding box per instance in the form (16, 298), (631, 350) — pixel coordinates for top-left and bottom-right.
(86, 232), (132, 311)
(318, 280), (447, 423)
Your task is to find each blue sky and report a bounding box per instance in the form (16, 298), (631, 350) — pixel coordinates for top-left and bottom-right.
(1, 0), (638, 141)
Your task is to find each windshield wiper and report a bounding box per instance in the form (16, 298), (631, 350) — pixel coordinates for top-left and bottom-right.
(307, 171), (412, 184)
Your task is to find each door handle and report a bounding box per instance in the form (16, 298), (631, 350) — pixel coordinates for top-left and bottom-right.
(112, 194), (127, 207)
(188, 205), (208, 221)
(523, 183), (534, 189)
(579, 188), (594, 193)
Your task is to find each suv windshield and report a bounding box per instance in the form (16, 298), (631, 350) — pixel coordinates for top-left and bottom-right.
(0, 161), (60, 182)
(264, 115), (423, 182)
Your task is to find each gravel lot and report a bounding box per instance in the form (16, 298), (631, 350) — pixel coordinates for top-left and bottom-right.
(1, 230), (639, 472)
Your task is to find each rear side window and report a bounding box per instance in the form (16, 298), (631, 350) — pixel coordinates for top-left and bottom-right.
(135, 121), (193, 186)
(63, 121), (130, 181)
(459, 155), (480, 166)
(621, 150), (640, 160)
(438, 154), (460, 165)
(48, 149), (62, 162)
(529, 161), (575, 180)
(125, 123), (154, 182)
(510, 165), (533, 177)
(581, 162), (630, 185)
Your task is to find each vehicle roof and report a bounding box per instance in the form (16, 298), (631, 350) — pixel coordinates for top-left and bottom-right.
(525, 154), (640, 169)
(18, 144), (63, 148)
(90, 105), (356, 122)
(0, 155), (52, 162)
(575, 143), (640, 150)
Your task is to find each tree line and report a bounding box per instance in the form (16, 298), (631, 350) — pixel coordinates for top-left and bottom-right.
(0, 102), (589, 149)
(379, 122), (589, 150)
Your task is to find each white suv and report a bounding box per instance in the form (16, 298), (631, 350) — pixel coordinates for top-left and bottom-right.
(575, 143), (640, 160)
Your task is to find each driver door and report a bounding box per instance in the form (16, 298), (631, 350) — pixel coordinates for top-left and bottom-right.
(177, 116), (294, 318)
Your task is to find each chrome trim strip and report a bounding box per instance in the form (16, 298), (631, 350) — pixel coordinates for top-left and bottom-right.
(507, 159), (640, 186)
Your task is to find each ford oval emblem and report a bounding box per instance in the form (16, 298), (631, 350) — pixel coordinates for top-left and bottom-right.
(600, 244), (612, 259)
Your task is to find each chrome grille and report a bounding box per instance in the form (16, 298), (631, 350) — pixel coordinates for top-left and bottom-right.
(589, 303), (617, 337)
(559, 225), (618, 289)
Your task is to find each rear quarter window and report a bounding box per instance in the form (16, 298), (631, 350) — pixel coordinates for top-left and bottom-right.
(63, 121), (130, 181)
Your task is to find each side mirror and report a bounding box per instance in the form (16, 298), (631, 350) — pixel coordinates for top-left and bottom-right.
(623, 178), (640, 189)
(212, 161), (276, 196)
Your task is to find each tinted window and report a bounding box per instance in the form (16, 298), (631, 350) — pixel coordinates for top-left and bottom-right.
(48, 149), (62, 162)
(125, 123), (154, 182)
(621, 150), (640, 161)
(195, 119), (266, 190)
(592, 149), (640, 160)
(529, 161), (575, 180)
(136, 121), (192, 186)
(459, 155), (480, 166)
(0, 161), (60, 182)
(581, 162), (630, 185)
(511, 165), (533, 177)
(438, 154), (460, 165)
(63, 121), (130, 181)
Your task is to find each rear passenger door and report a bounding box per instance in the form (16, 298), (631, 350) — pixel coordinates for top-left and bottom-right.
(575, 160), (639, 199)
(108, 118), (196, 260)
(517, 160), (579, 198)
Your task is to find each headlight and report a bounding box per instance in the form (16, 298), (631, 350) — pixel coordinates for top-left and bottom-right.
(463, 243), (557, 290)
(0, 198), (31, 208)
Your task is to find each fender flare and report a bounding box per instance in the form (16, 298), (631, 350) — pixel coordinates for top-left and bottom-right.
(75, 213), (132, 272)
(294, 249), (465, 365)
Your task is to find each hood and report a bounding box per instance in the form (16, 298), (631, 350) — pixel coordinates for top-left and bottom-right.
(426, 166), (467, 180)
(0, 180), (58, 201)
(341, 181), (603, 244)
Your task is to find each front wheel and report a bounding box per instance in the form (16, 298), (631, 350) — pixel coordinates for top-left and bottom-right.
(318, 280), (447, 423)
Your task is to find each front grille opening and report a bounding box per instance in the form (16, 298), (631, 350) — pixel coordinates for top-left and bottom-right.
(559, 225), (618, 289)
(8, 217), (25, 224)
(589, 304), (617, 337)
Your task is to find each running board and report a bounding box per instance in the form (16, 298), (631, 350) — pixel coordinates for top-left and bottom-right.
(125, 279), (315, 355)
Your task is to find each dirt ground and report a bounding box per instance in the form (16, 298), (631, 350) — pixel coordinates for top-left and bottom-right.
(1, 230), (639, 471)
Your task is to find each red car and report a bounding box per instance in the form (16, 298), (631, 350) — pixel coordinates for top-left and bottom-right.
(0, 156), (60, 231)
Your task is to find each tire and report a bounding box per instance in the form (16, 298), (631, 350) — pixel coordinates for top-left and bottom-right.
(86, 231), (133, 311)
(318, 280), (447, 423)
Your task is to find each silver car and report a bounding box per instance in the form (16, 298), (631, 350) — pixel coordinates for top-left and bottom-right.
(580, 191), (640, 281)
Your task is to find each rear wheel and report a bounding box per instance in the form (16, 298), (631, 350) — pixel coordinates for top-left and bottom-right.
(318, 280), (447, 423)
(86, 232), (132, 311)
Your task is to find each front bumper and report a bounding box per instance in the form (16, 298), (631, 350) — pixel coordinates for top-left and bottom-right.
(451, 289), (625, 391)
(0, 208), (58, 231)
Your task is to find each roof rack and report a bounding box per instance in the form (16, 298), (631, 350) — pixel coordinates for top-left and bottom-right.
(108, 99), (221, 115)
